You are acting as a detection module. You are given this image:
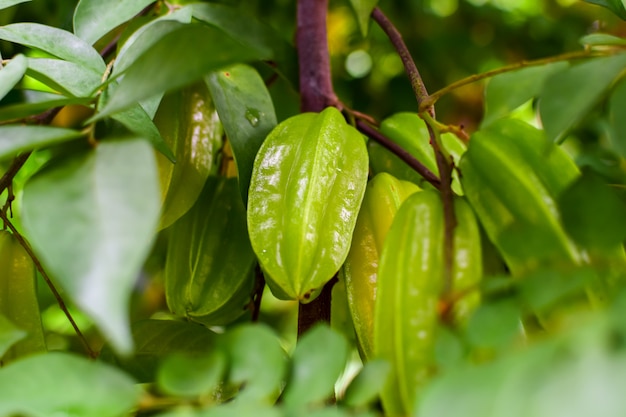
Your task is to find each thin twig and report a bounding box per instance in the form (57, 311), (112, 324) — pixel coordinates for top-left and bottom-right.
(356, 119), (441, 188)
(372, 7), (433, 115)
(0, 212), (97, 358)
(420, 49), (614, 111)
(0, 153), (31, 196)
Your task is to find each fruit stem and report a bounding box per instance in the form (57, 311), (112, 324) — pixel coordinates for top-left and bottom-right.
(296, 0), (338, 337)
(297, 0), (338, 113)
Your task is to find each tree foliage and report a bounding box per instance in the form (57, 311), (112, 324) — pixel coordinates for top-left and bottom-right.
(0, 0), (626, 416)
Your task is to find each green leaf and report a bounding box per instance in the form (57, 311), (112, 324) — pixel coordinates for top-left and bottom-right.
(0, 125), (84, 160)
(580, 33), (626, 47)
(483, 61), (568, 127)
(0, 314), (26, 358)
(114, 18), (189, 76)
(0, 97), (91, 122)
(465, 300), (522, 351)
(222, 324), (287, 404)
(0, 23), (105, 73)
(348, 0), (378, 37)
(583, 0), (626, 20)
(518, 268), (595, 313)
(157, 351), (227, 398)
(206, 64), (277, 204)
(96, 23), (261, 118)
(558, 172), (626, 251)
(539, 53), (626, 143)
(0, 54), (27, 102)
(0, 0), (30, 10)
(106, 88), (175, 162)
(192, 3), (298, 84)
(200, 403), (284, 417)
(111, 104), (174, 162)
(282, 325), (349, 409)
(26, 57), (101, 97)
(0, 352), (139, 417)
(99, 319), (220, 382)
(73, 0), (155, 45)
(610, 77), (626, 158)
(21, 138), (160, 354)
(342, 359), (390, 407)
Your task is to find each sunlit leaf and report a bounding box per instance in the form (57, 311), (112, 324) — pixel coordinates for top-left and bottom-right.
(0, 352), (139, 417)
(0, 314), (26, 359)
(0, 0), (30, 10)
(0, 23), (105, 73)
(483, 61), (568, 127)
(96, 23), (261, 118)
(73, 0), (155, 45)
(206, 64), (277, 203)
(583, 0), (626, 20)
(26, 57), (101, 97)
(580, 33), (626, 47)
(282, 325), (349, 409)
(0, 125), (84, 160)
(0, 54), (27, 102)
(348, 0), (378, 37)
(539, 53), (626, 143)
(21, 138), (160, 354)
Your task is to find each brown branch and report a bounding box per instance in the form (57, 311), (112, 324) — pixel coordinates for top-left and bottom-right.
(296, 0), (337, 337)
(426, 122), (456, 300)
(298, 276), (337, 337)
(372, 7), (432, 115)
(0, 212), (97, 358)
(297, 0), (337, 112)
(420, 49), (613, 111)
(250, 264), (265, 322)
(356, 120), (441, 188)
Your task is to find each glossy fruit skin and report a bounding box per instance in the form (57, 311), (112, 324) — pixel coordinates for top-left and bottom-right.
(370, 112), (466, 194)
(340, 173), (421, 361)
(247, 107), (369, 303)
(459, 119), (582, 276)
(0, 230), (46, 362)
(374, 191), (482, 416)
(165, 176), (255, 326)
(154, 82), (223, 230)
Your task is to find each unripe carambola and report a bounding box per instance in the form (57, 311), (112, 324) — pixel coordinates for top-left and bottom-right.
(374, 191), (482, 416)
(340, 172), (421, 360)
(165, 176), (256, 326)
(247, 107), (369, 302)
(154, 82), (223, 230)
(0, 230), (46, 362)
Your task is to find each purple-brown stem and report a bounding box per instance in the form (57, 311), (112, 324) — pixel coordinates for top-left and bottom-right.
(356, 119), (440, 188)
(296, 0), (337, 338)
